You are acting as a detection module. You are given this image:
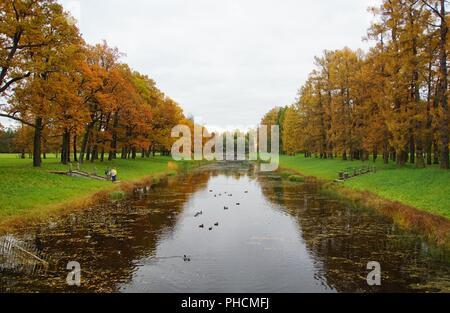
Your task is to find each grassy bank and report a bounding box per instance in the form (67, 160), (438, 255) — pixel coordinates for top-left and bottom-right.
(280, 155), (450, 219)
(0, 154), (199, 223)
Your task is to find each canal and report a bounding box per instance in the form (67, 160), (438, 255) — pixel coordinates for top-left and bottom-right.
(1, 162), (449, 292)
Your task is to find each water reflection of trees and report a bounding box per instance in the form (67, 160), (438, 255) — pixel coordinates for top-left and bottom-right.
(204, 161), (257, 181)
(4, 165), (449, 293)
(1, 171), (210, 293)
(257, 176), (450, 293)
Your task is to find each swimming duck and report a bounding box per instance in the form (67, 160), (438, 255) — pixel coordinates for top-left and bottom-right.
(209, 227), (213, 231)
(214, 222), (219, 227)
(224, 206), (229, 210)
(199, 224), (204, 228)
(236, 203), (241, 206)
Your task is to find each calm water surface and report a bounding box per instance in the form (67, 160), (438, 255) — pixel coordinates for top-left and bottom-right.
(1, 162), (449, 292)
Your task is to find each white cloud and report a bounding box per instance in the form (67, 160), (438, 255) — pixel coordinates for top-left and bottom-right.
(54, 0), (380, 130)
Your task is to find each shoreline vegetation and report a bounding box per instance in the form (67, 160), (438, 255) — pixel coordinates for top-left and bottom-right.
(256, 0), (450, 247)
(279, 155), (450, 246)
(0, 154), (203, 233)
(1, 153), (449, 246)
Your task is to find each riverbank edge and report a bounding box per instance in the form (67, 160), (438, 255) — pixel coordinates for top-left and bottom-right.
(0, 161), (207, 234)
(278, 166), (450, 247)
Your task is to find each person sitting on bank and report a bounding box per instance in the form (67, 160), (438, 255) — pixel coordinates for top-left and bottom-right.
(105, 167), (111, 180)
(111, 168), (118, 182)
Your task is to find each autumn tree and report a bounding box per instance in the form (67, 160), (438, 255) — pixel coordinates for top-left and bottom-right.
(260, 107), (286, 153)
(282, 105), (304, 156)
(421, 0), (449, 169)
(265, 0), (449, 170)
(1, 0), (83, 167)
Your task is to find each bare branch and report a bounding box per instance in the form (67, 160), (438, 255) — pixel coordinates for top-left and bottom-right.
(0, 72), (31, 93)
(421, 0), (445, 19)
(0, 112), (36, 128)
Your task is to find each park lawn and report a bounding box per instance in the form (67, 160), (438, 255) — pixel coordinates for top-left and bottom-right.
(0, 154), (189, 219)
(280, 155), (450, 219)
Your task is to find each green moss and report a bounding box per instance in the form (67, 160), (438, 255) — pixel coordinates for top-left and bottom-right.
(278, 172), (293, 179)
(109, 191), (125, 201)
(288, 175), (305, 182)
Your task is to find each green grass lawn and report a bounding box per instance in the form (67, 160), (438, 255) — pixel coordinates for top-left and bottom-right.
(0, 154), (188, 219)
(2, 152), (448, 223)
(280, 155), (450, 219)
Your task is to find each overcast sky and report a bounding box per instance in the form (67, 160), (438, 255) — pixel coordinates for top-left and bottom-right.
(2, 0), (380, 131)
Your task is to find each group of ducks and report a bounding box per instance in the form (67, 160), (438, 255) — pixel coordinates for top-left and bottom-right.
(195, 208), (219, 231)
(183, 189), (249, 262)
(198, 222), (219, 231)
(211, 190), (248, 198)
(193, 189), (249, 231)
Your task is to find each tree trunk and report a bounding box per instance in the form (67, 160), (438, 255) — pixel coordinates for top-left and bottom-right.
(438, 0), (449, 169)
(109, 112), (119, 161)
(61, 135), (66, 164)
(390, 150), (396, 163)
(86, 143), (91, 161)
(409, 5), (424, 168)
(61, 129), (70, 165)
(63, 130), (71, 164)
(33, 117), (43, 167)
(425, 52), (434, 166)
(382, 140), (389, 164)
(73, 135), (78, 162)
(79, 123), (93, 164)
(416, 142), (425, 168)
(90, 144), (98, 163)
(397, 149), (406, 166)
(409, 134), (416, 165)
(433, 138), (440, 164)
(415, 127), (426, 168)
(426, 138), (432, 166)
(383, 151), (389, 164)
